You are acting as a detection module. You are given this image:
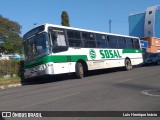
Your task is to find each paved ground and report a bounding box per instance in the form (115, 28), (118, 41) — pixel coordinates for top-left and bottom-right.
(0, 65), (160, 120)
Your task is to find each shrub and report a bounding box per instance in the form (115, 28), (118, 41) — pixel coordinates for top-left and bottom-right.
(0, 60), (21, 78)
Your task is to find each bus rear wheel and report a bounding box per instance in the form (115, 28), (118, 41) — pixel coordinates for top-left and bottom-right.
(125, 59), (132, 71)
(76, 62), (84, 79)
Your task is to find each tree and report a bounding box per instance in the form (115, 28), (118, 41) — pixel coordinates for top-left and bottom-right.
(0, 15), (23, 54)
(61, 11), (70, 27)
(2, 33), (23, 54)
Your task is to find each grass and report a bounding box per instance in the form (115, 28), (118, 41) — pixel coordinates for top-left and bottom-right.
(0, 76), (21, 86)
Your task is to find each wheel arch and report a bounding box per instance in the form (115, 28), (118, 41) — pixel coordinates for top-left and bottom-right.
(76, 59), (88, 72)
(125, 57), (131, 63)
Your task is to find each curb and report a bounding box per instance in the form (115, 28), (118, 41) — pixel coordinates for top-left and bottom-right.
(0, 84), (21, 90)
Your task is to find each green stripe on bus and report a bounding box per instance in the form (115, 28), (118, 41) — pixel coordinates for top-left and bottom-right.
(24, 55), (88, 69)
(45, 55), (88, 63)
(122, 49), (142, 53)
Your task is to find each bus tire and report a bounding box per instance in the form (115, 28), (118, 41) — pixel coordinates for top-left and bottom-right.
(75, 62), (84, 79)
(125, 58), (132, 71)
(21, 78), (28, 86)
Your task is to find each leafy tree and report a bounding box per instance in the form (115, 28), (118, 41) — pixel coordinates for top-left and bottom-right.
(0, 15), (23, 54)
(61, 11), (70, 27)
(2, 33), (23, 54)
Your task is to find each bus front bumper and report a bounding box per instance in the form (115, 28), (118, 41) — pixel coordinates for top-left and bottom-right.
(24, 63), (54, 79)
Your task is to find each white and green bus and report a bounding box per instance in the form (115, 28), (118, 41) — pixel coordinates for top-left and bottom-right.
(23, 24), (143, 80)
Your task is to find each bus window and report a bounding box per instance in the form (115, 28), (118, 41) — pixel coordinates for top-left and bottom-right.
(89, 33), (95, 40)
(82, 32), (88, 40)
(133, 38), (139, 44)
(107, 35), (118, 48)
(51, 32), (58, 46)
(49, 28), (67, 47)
(84, 41), (96, 48)
(82, 32), (96, 48)
(117, 37), (127, 49)
(126, 38), (133, 44)
(133, 38), (140, 49)
(134, 44), (140, 49)
(69, 40), (83, 47)
(67, 30), (83, 47)
(48, 27), (68, 53)
(67, 30), (75, 38)
(57, 34), (66, 46)
(82, 32), (95, 41)
(75, 32), (81, 39)
(96, 34), (107, 48)
(125, 38), (134, 49)
(50, 31), (66, 46)
(118, 36), (126, 43)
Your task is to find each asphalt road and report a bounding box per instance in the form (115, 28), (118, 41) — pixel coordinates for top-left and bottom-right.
(0, 65), (160, 120)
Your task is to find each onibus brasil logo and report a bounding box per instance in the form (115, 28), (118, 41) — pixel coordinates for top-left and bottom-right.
(89, 49), (96, 60)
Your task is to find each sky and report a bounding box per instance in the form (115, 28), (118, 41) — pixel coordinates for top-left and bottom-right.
(0, 0), (159, 36)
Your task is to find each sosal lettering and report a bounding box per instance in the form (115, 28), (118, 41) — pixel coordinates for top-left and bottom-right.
(100, 50), (122, 58)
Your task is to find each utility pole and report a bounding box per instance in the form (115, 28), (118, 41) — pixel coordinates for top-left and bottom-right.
(109, 19), (111, 33)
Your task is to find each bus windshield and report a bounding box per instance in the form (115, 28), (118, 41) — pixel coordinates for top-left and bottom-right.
(24, 32), (50, 61)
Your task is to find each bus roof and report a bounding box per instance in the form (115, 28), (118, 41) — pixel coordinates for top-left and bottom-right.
(24, 23), (139, 39)
(45, 23), (139, 39)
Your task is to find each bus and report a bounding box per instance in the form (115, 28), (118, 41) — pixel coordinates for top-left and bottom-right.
(22, 24), (143, 81)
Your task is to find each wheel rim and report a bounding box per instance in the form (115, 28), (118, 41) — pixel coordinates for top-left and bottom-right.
(126, 59), (131, 70)
(126, 60), (130, 68)
(79, 65), (84, 77)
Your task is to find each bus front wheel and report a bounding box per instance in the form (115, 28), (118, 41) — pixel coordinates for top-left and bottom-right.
(75, 62), (84, 79)
(125, 59), (132, 71)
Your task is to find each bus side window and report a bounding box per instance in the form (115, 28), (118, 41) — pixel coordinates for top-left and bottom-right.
(50, 32), (58, 46)
(133, 38), (140, 49)
(57, 33), (66, 46)
(117, 36), (127, 49)
(67, 30), (75, 38)
(89, 33), (95, 40)
(125, 38), (134, 49)
(107, 35), (118, 49)
(67, 30), (83, 47)
(96, 34), (107, 48)
(75, 31), (81, 39)
(82, 32), (88, 40)
(82, 32), (96, 48)
(49, 27), (67, 47)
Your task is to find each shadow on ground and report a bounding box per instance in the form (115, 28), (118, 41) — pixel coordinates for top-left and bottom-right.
(21, 67), (126, 86)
